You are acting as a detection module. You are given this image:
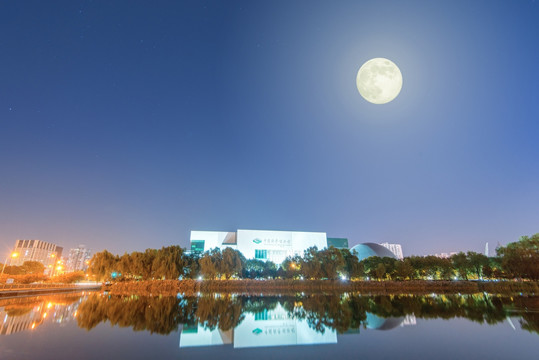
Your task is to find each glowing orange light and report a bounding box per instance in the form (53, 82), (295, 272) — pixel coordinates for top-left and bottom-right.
(11, 252), (18, 258)
(43, 313), (47, 318)
(31, 323), (36, 329)
(47, 302), (52, 309)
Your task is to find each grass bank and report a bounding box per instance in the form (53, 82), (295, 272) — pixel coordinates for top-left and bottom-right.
(106, 279), (539, 296)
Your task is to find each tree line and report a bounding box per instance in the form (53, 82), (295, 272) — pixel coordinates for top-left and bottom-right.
(88, 233), (539, 281)
(0, 261), (86, 284)
(1, 261), (45, 275)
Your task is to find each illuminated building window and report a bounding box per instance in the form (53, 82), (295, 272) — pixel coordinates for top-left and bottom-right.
(191, 240), (205, 253)
(255, 249), (267, 259)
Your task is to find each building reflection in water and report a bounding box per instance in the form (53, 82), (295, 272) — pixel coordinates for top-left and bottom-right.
(0, 306), (43, 335)
(6, 291), (533, 345)
(179, 303), (415, 349)
(180, 303), (339, 348)
(0, 293), (85, 335)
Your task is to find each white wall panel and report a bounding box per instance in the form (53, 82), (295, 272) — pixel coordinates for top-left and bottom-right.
(237, 229), (327, 264)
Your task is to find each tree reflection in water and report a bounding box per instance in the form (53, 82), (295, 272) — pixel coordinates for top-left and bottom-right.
(72, 293), (539, 337)
(77, 294), (197, 335)
(195, 295), (244, 331)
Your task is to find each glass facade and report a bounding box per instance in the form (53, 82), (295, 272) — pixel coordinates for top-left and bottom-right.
(191, 240), (205, 253)
(327, 238), (349, 249)
(255, 249), (267, 259)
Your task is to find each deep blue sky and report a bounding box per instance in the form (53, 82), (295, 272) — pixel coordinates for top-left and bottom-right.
(1, 0), (538, 257)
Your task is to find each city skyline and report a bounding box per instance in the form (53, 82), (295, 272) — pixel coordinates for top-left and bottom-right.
(1, 1), (538, 257)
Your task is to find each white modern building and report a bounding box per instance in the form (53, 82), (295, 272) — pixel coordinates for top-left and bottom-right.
(379, 243), (404, 260)
(190, 229), (348, 265)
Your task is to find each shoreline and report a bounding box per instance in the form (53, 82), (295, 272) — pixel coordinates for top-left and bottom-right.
(105, 279), (539, 296)
(0, 285), (102, 298)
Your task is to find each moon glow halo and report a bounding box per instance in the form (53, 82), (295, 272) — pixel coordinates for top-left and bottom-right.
(356, 58), (402, 104)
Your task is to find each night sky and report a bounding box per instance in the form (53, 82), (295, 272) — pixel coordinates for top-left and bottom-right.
(1, 0), (538, 257)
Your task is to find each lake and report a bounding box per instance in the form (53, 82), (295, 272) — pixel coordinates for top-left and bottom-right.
(0, 291), (538, 359)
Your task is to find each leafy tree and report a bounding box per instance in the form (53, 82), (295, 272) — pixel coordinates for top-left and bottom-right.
(17, 274), (48, 284)
(318, 247), (345, 280)
(21, 261), (45, 275)
(439, 259), (455, 280)
(262, 261), (278, 279)
(152, 246), (185, 280)
(220, 248), (244, 279)
(118, 253), (136, 279)
(374, 263), (386, 280)
(2, 261), (46, 276)
(301, 247), (323, 279)
(141, 249), (158, 279)
(88, 250), (119, 281)
(199, 248), (221, 279)
(182, 252), (201, 278)
(482, 257), (502, 279)
(281, 255), (302, 279)
(407, 256), (426, 279)
(467, 252), (489, 279)
(2, 265), (25, 275)
(129, 251), (147, 279)
(341, 249), (363, 279)
(243, 259), (266, 279)
(451, 252), (472, 280)
(394, 259), (415, 280)
(361, 257), (396, 280)
(497, 234), (539, 280)
(53, 271), (85, 283)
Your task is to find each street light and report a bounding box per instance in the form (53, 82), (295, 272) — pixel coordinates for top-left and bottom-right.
(50, 260), (60, 278)
(1, 252), (19, 279)
(48, 253), (58, 277)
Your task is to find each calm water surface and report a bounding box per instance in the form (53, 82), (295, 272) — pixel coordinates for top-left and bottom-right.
(0, 291), (538, 359)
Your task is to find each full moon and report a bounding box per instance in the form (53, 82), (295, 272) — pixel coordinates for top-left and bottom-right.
(356, 58), (402, 104)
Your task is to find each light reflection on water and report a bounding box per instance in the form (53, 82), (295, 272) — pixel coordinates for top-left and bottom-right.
(0, 293), (85, 335)
(0, 291), (538, 359)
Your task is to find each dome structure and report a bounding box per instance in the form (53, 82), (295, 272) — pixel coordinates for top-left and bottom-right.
(350, 243), (397, 262)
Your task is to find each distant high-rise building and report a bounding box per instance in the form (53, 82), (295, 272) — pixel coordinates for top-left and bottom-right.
(379, 243), (404, 260)
(433, 252), (458, 259)
(9, 240), (62, 269)
(66, 245), (92, 272)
